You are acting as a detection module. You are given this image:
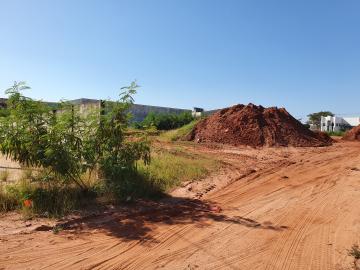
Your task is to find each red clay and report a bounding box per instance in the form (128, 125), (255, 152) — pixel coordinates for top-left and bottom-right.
(188, 104), (332, 147)
(343, 125), (360, 141)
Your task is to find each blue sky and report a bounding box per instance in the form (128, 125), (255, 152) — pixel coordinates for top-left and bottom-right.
(0, 0), (359, 120)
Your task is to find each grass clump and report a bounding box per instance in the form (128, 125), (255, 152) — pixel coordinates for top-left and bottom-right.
(160, 120), (199, 142)
(348, 244), (360, 270)
(349, 245), (360, 260)
(0, 170), (9, 182)
(1, 178), (96, 217)
(326, 131), (345, 137)
(0, 185), (19, 212)
(137, 147), (218, 192)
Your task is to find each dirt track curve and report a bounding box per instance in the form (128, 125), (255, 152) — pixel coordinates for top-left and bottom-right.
(1, 141), (360, 270)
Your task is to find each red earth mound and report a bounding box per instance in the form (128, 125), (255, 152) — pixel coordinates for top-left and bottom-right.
(187, 104), (333, 147)
(342, 125), (360, 141)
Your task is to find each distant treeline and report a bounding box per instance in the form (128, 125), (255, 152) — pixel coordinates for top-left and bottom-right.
(134, 111), (194, 130)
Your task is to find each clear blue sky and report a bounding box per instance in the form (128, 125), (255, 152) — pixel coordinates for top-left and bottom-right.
(1, 0), (359, 120)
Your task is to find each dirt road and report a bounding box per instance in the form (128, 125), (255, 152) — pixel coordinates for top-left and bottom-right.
(1, 141), (360, 269)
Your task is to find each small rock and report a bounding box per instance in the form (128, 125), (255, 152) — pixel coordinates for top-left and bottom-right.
(209, 205), (222, 213)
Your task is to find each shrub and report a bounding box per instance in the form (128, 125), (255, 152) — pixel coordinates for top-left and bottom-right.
(0, 81), (150, 196)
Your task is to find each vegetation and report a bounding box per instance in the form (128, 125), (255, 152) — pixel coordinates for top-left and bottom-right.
(326, 130), (345, 137)
(0, 185), (18, 212)
(0, 177), (96, 217)
(0, 81), (150, 190)
(348, 244), (360, 269)
(136, 111), (194, 130)
(0, 82), (216, 217)
(137, 146), (218, 192)
(160, 119), (199, 141)
(349, 245), (360, 260)
(307, 111), (334, 127)
(0, 170), (9, 182)
(0, 81), (152, 215)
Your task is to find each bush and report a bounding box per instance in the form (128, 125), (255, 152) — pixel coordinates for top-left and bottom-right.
(0, 81), (150, 196)
(139, 111), (194, 130)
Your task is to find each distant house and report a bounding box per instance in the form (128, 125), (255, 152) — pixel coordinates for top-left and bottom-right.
(192, 107), (204, 118)
(321, 116), (360, 132)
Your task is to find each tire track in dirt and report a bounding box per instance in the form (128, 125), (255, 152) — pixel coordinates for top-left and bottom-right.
(1, 143), (360, 269)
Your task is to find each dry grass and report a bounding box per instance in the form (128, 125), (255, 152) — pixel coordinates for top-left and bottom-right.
(137, 145), (219, 192)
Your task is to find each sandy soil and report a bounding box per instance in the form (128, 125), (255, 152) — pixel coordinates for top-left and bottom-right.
(1, 141), (360, 270)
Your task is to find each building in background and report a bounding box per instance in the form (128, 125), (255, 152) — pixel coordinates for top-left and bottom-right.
(0, 98), (194, 122)
(192, 107), (204, 118)
(321, 115), (360, 132)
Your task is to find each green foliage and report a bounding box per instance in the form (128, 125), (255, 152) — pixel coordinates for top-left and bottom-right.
(137, 147), (218, 192)
(0, 108), (9, 118)
(0, 81), (150, 195)
(0, 185), (19, 212)
(307, 111), (334, 126)
(139, 111), (194, 130)
(160, 119), (199, 141)
(326, 131), (345, 137)
(2, 179), (96, 217)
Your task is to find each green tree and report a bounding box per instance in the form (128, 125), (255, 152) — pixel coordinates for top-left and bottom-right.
(0, 81), (150, 192)
(307, 111), (334, 127)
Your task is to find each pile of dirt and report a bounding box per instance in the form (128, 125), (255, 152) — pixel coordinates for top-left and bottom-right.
(313, 130), (335, 145)
(187, 104), (333, 147)
(342, 125), (360, 141)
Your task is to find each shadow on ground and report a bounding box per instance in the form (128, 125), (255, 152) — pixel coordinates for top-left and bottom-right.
(52, 196), (288, 242)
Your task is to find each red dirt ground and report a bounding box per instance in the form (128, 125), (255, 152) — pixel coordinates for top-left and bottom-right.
(343, 125), (360, 141)
(187, 104), (333, 147)
(1, 141), (360, 269)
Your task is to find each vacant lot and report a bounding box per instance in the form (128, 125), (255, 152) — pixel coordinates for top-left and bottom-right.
(1, 140), (360, 270)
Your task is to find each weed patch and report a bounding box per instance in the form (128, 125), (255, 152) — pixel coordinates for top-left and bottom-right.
(137, 147), (218, 192)
(160, 120), (199, 142)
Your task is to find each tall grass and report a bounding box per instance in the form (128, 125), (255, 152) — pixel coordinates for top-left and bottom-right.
(137, 147), (218, 192)
(1, 177), (96, 217)
(0, 132), (218, 217)
(326, 131), (345, 137)
(0, 170), (9, 182)
(160, 119), (199, 142)
(0, 185), (19, 212)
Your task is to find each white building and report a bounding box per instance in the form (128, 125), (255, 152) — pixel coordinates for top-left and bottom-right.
(321, 115), (360, 132)
(192, 107), (204, 118)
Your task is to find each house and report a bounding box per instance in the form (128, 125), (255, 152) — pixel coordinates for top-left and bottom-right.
(321, 115), (360, 132)
(192, 107), (204, 118)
